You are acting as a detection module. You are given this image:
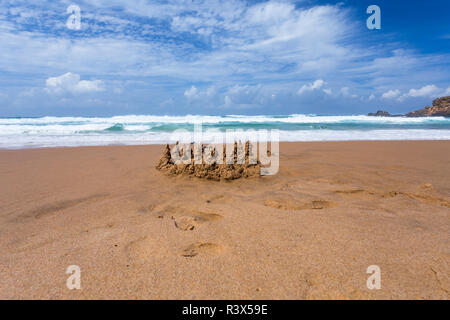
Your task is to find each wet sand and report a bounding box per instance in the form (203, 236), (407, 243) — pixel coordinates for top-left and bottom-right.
(0, 141), (449, 299)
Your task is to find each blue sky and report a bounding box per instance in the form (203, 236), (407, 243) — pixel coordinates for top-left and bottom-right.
(0, 0), (449, 117)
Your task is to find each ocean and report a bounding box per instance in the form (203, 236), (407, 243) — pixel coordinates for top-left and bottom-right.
(1, 114), (450, 149)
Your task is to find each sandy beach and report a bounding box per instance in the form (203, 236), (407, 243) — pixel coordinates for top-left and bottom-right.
(0, 141), (448, 299)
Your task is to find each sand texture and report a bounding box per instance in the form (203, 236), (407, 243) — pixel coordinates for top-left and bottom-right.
(0, 141), (449, 299)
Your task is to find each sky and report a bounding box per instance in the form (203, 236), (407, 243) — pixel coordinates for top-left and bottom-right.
(0, 0), (449, 117)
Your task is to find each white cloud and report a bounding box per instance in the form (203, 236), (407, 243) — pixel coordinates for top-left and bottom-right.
(184, 86), (198, 99)
(184, 85), (217, 101)
(0, 1), (360, 83)
(444, 86), (450, 95)
(75, 80), (104, 92)
(297, 79), (324, 95)
(45, 73), (104, 94)
(247, 1), (294, 24)
(404, 85), (439, 98)
(223, 84), (265, 107)
(337, 87), (357, 98)
(381, 89), (400, 99)
(397, 84), (442, 101)
(368, 94), (375, 101)
(1, 0), (449, 114)
(340, 87), (350, 96)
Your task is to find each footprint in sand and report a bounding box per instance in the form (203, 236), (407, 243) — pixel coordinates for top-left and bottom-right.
(264, 199), (335, 211)
(182, 242), (223, 257)
(334, 189), (380, 199)
(154, 203), (224, 231)
(334, 188), (450, 208)
(334, 189), (403, 200)
(173, 216), (197, 231)
(172, 212), (223, 231)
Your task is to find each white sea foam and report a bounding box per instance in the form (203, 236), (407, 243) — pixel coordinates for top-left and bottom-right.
(0, 115), (449, 149)
(0, 129), (449, 149)
(0, 114), (448, 126)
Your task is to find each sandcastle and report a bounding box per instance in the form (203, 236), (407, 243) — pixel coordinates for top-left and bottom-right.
(156, 141), (262, 180)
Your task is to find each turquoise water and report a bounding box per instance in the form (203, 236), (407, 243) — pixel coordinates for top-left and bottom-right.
(0, 114), (449, 148)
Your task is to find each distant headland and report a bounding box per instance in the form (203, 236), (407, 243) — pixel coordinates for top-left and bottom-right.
(368, 96), (450, 117)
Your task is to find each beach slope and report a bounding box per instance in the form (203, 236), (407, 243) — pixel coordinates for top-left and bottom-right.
(0, 141), (449, 299)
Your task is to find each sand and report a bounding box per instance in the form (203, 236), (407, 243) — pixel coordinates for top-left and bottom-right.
(0, 141), (448, 299)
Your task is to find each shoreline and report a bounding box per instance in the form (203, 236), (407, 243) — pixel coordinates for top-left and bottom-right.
(1, 138), (450, 151)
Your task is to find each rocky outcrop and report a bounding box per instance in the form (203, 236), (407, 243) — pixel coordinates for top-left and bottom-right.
(367, 110), (392, 117)
(368, 96), (450, 118)
(406, 96), (450, 117)
(156, 142), (261, 181)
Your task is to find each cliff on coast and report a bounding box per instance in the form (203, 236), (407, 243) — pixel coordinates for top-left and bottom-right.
(368, 96), (450, 117)
(405, 96), (450, 117)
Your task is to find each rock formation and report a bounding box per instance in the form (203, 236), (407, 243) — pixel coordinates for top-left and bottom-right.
(156, 141), (261, 181)
(368, 96), (450, 117)
(406, 96), (450, 117)
(367, 110), (392, 117)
